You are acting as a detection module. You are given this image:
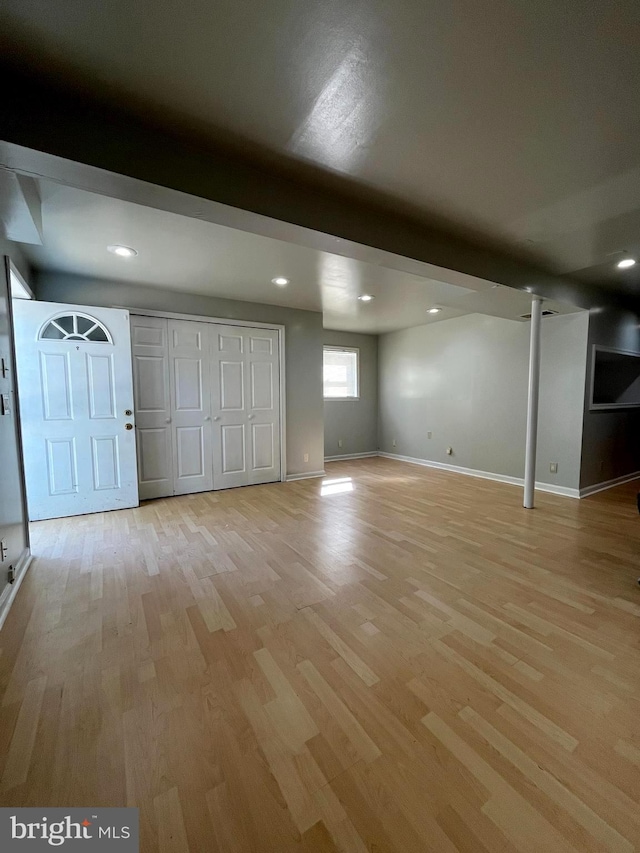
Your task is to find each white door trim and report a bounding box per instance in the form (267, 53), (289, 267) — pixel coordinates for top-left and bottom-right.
(5, 258), (30, 555)
(122, 306), (284, 331)
(125, 307), (287, 484)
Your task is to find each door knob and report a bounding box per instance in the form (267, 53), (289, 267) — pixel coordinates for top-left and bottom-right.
(165, 418), (171, 424)
(213, 416), (220, 421)
(125, 423), (133, 430)
(248, 414), (255, 419)
(204, 415), (211, 421)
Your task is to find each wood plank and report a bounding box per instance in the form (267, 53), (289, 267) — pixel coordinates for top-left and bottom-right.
(422, 711), (581, 853)
(297, 659), (381, 763)
(0, 675), (47, 791)
(1, 458), (640, 851)
(302, 608), (379, 687)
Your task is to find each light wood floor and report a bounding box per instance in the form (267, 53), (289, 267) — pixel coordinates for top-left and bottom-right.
(2, 458), (640, 852)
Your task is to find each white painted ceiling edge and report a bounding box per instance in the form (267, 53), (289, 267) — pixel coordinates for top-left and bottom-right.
(3, 143), (583, 334)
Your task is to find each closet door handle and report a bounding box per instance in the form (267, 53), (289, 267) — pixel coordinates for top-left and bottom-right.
(248, 414), (255, 420)
(204, 415), (211, 421)
(213, 416), (220, 421)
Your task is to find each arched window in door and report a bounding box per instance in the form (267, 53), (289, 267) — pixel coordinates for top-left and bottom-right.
(39, 313), (112, 343)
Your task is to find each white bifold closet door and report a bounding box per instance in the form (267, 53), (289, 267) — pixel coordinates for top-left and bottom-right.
(169, 320), (213, 495)
(211, 324), (280, 490)
(131, 316), (280, 499)
(131, 316), (173, 499)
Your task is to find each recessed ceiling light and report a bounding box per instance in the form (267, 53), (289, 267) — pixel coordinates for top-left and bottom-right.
(108, 245), (138, 258)
(272, 277), (289, 286)
(428, 307), (441, 314)
(358, 294), (374, 302)
(617, 258), (636, 269)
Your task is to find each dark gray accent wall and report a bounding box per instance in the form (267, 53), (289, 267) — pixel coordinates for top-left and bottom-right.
(35, 272), (325, 478)
(378, 313), (588, 491)
(323, 330), (378, 458)
(580, 307), (640, 489)
(0, 240), (31, 615)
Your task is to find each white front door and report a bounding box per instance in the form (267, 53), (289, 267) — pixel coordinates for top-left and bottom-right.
(211, 324), (280, 489)
(13, 300), (139, 520)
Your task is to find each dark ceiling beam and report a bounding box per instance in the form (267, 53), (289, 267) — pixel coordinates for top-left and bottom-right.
(0, 61), (626, 311)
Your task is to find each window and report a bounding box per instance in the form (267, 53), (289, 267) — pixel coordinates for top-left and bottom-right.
(323, 346), (359, 399)
(39, 313), (112, 343)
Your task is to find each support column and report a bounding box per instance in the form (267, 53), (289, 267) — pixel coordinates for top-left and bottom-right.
(523, 297), (542, 509)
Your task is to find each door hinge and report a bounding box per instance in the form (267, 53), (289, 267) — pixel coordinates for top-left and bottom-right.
(0, 539), (7, 561)
(0, 393), (10, 416)
(8, 565), (16, 584)
(0, 356), (7, 378)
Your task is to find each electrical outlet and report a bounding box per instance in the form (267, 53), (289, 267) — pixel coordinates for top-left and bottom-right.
(427, 431), (432, 439)
(392, 438), (397, 448)
(549, 462), (558, 474)
(338, 439), (343, 448)
(446, 446), (453, 456)
(303, 453), (309, 463)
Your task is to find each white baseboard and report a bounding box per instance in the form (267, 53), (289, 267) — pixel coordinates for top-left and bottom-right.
(0, 548), (33, 632)
(286, 470), (326, 482)
(579, 471), (640, 498)
(534, 482), (581, 499)
(285, 454), (636, 499)
(378, 452), (581, 499)
(325, 451), (378, 462)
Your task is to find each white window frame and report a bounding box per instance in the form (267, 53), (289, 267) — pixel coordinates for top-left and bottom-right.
(38, 312), (113, 343)
(323, 345), (360, 400)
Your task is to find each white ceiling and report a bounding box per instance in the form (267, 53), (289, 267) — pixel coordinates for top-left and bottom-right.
(19, 182), (582, 333)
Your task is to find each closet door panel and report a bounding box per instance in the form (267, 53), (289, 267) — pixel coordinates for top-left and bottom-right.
(131, 316), (174, 499)
(211, 326), (248, 489)
(211, 324), (280, 489)
(169, 320), (213, 495)
(246, 328), (280, 485)
(221, 423), (246, 474)
(251, 422), (275, 471)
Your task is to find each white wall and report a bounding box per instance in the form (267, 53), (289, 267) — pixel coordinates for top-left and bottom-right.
(378, 312), (589, 491)
(323, 330), (378, 458)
